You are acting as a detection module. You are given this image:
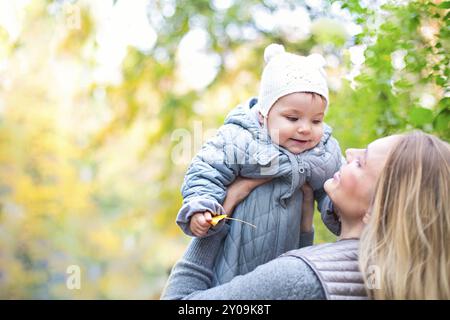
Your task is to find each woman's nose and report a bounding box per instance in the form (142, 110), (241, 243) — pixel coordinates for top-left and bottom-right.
(345, 149), (354, 162)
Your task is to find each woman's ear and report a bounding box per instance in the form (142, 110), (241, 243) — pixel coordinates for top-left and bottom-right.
(362, 211), (371, 225)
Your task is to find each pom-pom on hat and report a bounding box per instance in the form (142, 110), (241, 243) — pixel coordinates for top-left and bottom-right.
(258, 43), (329, 118)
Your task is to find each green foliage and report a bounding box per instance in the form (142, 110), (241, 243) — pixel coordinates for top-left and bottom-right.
(332, 0), (449, 142)
(0, 0), (448, 298)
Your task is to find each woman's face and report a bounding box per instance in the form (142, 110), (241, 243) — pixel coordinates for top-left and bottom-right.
(324, 135), (401, 219)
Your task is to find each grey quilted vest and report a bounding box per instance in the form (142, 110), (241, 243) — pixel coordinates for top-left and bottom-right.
(282, 239), (369, 300)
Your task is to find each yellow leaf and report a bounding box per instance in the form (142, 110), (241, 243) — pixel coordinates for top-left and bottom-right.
(209, 213), (256, 229)
(210, 214), (227, 226)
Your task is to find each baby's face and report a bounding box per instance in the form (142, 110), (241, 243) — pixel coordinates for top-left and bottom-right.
(262, 92), (325, 155)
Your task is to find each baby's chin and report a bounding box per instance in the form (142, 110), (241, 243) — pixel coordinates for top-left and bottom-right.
(286, 147), (307, 154)
(284, 140), (320, 154)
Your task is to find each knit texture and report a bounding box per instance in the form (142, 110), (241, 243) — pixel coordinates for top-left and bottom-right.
(258, 43), (329, 118)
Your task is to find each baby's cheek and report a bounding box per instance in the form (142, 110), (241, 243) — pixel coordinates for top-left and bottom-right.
(268, 128), (280, 144)
(313, 126), (324, 144)
(269, 125), (289, 145)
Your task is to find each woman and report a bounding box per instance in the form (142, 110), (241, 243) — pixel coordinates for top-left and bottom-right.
(161, 132), (449, 299)
(359, 132), (450, 299)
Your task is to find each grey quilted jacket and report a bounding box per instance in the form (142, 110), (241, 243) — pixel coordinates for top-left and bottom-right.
(176, 98), (343, 285)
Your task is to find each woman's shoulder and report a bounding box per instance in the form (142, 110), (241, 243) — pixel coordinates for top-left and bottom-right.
(208, 254), (326, 299)
(259, 255), (326, 299)
(225, 254), (326, 299)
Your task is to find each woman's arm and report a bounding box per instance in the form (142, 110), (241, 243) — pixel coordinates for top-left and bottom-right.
(161, 226), (324, 300)
(222, 176), (272, 215)
(299, 183), (315, 248)
(182, 176), (272, 238)
(300, 183), (314, 233)
(162, 179), (325, 300)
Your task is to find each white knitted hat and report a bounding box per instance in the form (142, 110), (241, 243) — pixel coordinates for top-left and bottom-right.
(258, 44), (329, 118)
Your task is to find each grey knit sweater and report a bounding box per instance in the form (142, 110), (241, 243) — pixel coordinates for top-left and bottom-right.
(161, 225), (325, 300)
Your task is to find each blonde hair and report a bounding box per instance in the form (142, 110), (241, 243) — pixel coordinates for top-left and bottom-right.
(359, 131), (450, 299)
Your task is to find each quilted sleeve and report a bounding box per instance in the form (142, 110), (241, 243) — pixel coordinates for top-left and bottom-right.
(176, 124), (248, 237)
(315, 188), (341, 236)
(310, 132), (345, 236)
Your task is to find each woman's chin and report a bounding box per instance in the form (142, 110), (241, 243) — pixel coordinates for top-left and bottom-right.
(324, 178), (334, 193)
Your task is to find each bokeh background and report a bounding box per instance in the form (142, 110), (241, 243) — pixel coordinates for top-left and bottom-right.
(0, 0), (448, 299)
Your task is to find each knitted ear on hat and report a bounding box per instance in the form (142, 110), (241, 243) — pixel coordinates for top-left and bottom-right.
(257, 43), (330, 120)
(264, 43), (286, 64)
(306, 53), (327, 78)
(258, 43), (288, 119)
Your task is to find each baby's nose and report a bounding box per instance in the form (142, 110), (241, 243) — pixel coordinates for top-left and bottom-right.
(297, 122), (311, 133)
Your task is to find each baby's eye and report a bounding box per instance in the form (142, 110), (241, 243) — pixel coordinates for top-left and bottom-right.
(312, 120), (322, 124)
(286, 116), (298, 122)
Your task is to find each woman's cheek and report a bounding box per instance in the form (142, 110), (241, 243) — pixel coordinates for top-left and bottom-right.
(340, 171), (358, 193)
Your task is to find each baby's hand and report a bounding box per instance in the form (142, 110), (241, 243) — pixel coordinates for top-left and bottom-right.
(190, 212), (213, 237)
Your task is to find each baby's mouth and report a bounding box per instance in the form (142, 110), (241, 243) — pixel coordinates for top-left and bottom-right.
(290, 138), (310, 144)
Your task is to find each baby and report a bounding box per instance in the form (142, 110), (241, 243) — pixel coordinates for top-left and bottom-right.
(176, 44), (343, 285)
